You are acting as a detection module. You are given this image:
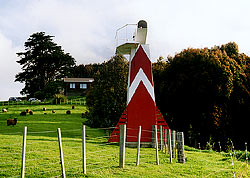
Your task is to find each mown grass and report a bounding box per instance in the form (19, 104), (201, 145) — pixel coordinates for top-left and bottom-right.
(0, 104), (249, 177)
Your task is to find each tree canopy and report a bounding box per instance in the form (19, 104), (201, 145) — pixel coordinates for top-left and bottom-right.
(155, 42), (250, 149)
(15, 32), (76, 99)
(86, 55), (128, 128)
(71, 63), (102, 78)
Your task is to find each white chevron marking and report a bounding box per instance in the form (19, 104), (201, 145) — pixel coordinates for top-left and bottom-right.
(130, 44), (151, 64)
(128, 68), (155, 104)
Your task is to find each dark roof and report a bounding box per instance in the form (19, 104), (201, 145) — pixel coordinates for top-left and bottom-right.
(63, 78), (94, 83)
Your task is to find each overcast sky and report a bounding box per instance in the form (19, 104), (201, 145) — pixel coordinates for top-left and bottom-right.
(0, 0), (250, 101)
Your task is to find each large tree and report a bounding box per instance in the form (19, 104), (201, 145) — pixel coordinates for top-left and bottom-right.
(86, 55), (128, 128)
(152, 56), (169, 112)
(154, 42), (250, 149)
(15, 32), (76, 99)
(71, 63), (102, 78)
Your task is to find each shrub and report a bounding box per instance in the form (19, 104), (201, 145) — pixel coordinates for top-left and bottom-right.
(206, 137), (215, 150)
(225, 138), (234, 152)
(86, 55), (128, 128)
(52, 94), (66, 104)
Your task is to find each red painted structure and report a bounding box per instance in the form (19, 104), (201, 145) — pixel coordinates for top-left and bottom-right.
(108, 21), (169, 143)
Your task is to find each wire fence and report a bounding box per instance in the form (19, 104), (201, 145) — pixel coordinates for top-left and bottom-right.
(0, 126), (249, 177)
(0, 98), (86, 106)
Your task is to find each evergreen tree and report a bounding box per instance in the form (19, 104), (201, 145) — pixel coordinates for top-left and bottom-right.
(15, 32), (76, 99)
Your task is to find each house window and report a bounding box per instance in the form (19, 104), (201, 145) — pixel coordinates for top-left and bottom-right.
(70, 83), (75, 88)
(80, 83), (87, 89)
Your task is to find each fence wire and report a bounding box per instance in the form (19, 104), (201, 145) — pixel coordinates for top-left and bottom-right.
(1, 127), (249, 177)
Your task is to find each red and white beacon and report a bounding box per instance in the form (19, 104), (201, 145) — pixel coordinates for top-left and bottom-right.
(108, 20), (169, 145)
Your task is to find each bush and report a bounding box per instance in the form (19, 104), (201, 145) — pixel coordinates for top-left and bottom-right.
(52, 94), (66, 104)
(34, 91), (45, 100)
(225, 138), (234, 153)
(206, 137), (215, 150)
(86, 55), (128, 128)
(234, 150), (250, 162)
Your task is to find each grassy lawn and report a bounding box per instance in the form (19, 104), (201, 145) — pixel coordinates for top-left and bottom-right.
(0, 104), (249, 177)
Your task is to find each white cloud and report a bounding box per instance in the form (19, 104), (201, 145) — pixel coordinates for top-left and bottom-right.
(0, 32), (24, 101)
(0, 0), (250, 100)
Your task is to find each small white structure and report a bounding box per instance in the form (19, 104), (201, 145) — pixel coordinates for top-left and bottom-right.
(115, 20), (148, 55)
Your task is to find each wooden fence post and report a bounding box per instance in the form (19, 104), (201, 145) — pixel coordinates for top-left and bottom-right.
(246, 142), (248, 168)
(21, 126), (27, 178)
(136, 126), (141, 166)
(177, 132), (185, 163)
(57, 128), (66, 178)
(160, 125), (163, 151)
(119, 124), (126, 168)
(172, 130), (176, 158)
(165, 129), (167, 154)
(152, 125), (156, 148)
(168, 129), (172, 163)
(154, 125), (159, 165)
(82, 125), (86, 174)
(218, 141), (221, 153)
(230, 153), (236, 178)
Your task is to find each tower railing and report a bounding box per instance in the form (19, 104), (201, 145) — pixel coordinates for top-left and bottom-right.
(115, 24), (137, 47)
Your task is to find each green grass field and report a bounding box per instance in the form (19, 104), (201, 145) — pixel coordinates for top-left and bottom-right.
(0, 104), (249, 177)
